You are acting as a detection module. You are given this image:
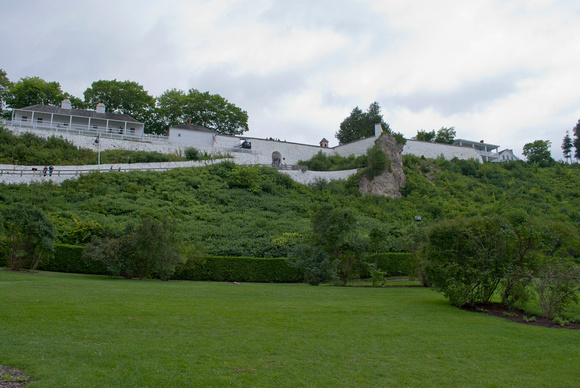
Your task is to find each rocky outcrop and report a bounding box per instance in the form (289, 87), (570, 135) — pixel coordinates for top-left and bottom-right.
(358, 133), (406, 198)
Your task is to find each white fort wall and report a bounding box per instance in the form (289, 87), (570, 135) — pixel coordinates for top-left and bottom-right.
(403, 140), (482, 162)
(9, 125), (482, 165)
(3, 125), (482, 185)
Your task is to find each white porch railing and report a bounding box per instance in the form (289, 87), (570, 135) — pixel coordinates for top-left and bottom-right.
(5, 119), (169, 142)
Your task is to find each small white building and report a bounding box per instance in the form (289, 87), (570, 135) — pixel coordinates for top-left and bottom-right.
(497, 149), (520, 162)
(10, 100), (145, 138)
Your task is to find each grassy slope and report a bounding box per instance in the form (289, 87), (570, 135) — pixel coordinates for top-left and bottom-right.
(1, 271), (579, 387)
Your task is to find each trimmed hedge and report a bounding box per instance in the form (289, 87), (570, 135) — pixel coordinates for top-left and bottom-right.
(17, 244), (411, 283)
(30, 244), (303, 282)
(38, 244), (108, 275)
(356, 253), (416, 278)
(173, 256), (304, 283)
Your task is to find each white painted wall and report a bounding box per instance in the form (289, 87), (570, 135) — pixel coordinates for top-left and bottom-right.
(0, 161), (358, 185)
(403, 140), (482, 162)
(2, 125), (482, 186)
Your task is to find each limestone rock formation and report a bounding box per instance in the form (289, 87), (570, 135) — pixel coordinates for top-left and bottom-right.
(358, 133), (406, 198)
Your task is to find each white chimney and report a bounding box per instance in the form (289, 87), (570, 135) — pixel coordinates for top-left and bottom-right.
(61, 99), (72, 110)
(374, 123), (382, 137)
(96, 102), (106, 113)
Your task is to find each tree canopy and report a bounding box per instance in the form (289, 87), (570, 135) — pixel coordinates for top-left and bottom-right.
(522, 139), (554, 167)
(0, 69), (11, 115)
(414, 127), (456, 144)
(83, 79), (155, 125)
(336, 102), (391, 144)
(156, 88), (249, 135)
(5, 76), (66, 109)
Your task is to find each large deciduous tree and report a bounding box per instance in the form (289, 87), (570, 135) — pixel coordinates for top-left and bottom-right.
(336, 102), (391, 144)
(522, 139), (554, 167)
(156, 88), (249, 135)
(0, 69), (11, 116)
(434, 127), (456, 144)
(5, 76), (66, 108)
(83, 79), (155, 125)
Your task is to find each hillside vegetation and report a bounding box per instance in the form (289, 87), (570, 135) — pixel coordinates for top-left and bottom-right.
(0, 149), (578, 258)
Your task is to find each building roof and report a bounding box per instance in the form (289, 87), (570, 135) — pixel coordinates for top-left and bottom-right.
(453, 138), (500, 151)
(17, 104), (142, 123)
(170, 124), (216, 133)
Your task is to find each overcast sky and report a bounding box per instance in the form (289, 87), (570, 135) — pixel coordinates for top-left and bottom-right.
(2, 0), (580, 160)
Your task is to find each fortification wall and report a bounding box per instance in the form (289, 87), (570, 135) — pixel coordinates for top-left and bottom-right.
(0, 160), (358, 185)
(332, 137), (376, 157)
(7, 126), (184, 155)
(403, 140), (482, 162)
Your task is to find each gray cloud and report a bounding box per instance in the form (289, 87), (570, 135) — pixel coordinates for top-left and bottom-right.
(380, 71), (532, 116)
(187, 67), (306, 113)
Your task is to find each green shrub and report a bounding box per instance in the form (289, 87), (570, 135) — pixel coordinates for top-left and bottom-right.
(366, 144), (390, 176)
(423, 217), (511, 307)
(184, 147), (201, 161)
(287, 245), (338, 285)
(173, 256), (303, 283)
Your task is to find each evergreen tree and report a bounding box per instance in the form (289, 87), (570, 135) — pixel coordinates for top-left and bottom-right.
(335, 102), (391, 144)
(573, 119), (580, 161)
(562, 130), (573, 163)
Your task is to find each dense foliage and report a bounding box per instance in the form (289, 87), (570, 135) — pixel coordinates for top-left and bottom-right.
(1, 155), (579, 259)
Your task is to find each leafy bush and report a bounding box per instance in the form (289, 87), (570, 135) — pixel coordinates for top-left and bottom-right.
(83, 217), (185, 280)
(366, 144), (390, 176)
(1, 204), (56, 271)
(287, 245), (338, 285)
(298, 151), (367, 171)
(533, 258), (580, 319)
(423, 217), (511, 307)
(184, 147), (201, 161)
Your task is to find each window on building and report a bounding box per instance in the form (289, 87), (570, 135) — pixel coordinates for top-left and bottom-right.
(22, 116), (27, 122)
(130, 128), (135, 135)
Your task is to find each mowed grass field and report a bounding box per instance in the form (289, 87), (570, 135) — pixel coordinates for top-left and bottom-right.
(1, 271), (579, 387)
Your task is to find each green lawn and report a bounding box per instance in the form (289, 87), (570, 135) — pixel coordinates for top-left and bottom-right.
(1, 271), (579, 387)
